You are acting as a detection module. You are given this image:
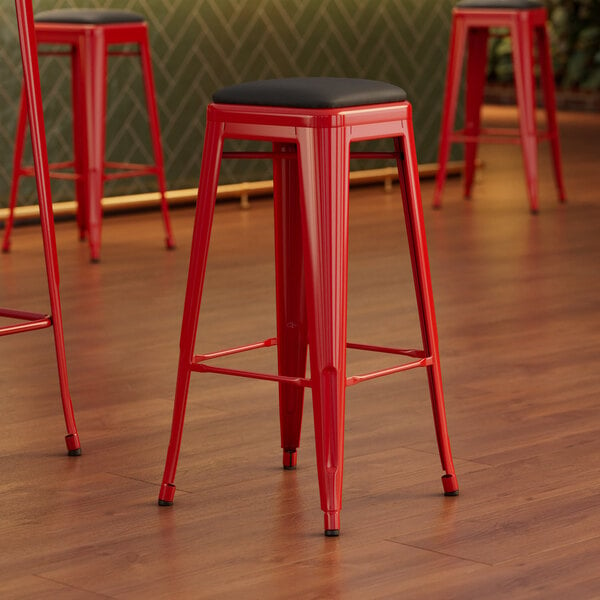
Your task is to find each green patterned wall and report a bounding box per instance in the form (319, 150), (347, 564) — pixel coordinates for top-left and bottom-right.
(0, 0), (455, 207)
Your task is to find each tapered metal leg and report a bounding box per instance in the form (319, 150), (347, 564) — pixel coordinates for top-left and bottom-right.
(297, 126), (351, 535)
(14, 0), (81, 454)
(395, 127), (458, 495)
(273, 143), (308, 470)
(159, 119), (224, 505)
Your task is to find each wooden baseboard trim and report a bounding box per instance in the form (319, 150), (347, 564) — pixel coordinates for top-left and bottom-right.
(0, 160), (466, 223)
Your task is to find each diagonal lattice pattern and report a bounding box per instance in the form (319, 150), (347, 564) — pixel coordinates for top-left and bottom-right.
(0, 0), (455, 207)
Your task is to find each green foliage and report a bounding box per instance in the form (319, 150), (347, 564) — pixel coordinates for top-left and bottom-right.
(487, 0), (600, 90)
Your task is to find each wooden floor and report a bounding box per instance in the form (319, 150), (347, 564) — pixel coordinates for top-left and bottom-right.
(1, 106), (599, 599)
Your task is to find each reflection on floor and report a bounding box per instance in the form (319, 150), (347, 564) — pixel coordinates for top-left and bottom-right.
(0, 106), (599, 599)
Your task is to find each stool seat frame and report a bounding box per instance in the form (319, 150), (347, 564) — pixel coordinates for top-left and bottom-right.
(159, 100), (459, 535)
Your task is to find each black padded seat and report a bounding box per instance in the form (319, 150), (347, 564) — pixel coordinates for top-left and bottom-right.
(212, 77), (407, 109)
(35, 9), (145, 25)
(456, 0), (543, 8)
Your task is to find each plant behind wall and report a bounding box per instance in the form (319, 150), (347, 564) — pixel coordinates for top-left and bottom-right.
(487, 0), (600, 91)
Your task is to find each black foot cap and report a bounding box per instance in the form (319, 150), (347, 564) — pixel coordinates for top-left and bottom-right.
(324, 529), (340, 537)
(444, 490), (459, 497)
(283, 465), (297, 471)
(68, 448), (82, 456)
(158, 499), (173, 507)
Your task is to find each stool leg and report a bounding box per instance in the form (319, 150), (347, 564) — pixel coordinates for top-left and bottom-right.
(297, 127), (350, 536)
(15, 0), (80, 455)
(159, 119), (224, 506)
(463, 27), (489, 199)
(512, 17), (540, 213)
(82, 28), (108, 262)
(395, 124), (458, 496)
(2, 86), (28, 253)
(71, 41), (89, 241)
(434, 14), (467, 208)
(273, 143), (307, 470)
(536, 24), (566, 203)
(139, 31), (176, 250)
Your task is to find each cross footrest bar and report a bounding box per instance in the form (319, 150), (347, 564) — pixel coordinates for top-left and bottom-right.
(20, 161), (79, 181)
(0, 307), (52, 337)
(18, 161), (159, 182)
(38, 50), (141, 57)
(221, 151), (399, 160)
(191, 337), (431, 388)
(103, 162), (160, 181)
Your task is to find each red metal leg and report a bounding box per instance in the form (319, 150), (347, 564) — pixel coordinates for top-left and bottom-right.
(139, 30), (176, 250)
(297, 126), (350, 535)
(71, 40), (89, 241)
(158, 118), (224, 506)
(14, 0), (80, 454)
(81, 28), (107, 261)
(434, 13), (467, 208)
(536, 24), (566, 203)
(273, 143), (307, 470)
(512, 17), (540, 214)
(395, 124), (458, 495)
(2, 86), (28, 253)
(463, 27), (489, 198)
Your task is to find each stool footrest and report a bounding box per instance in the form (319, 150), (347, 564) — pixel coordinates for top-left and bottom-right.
(346, 356), (432, 386)
(222, 150), (399, 161)
(195, 337), (278, 361)
(19, 162), (161, 182)
(38, 50), (142, 57)
(347, 341), (426, 357)
(107, 50), (141, 57)
(191, 338), (431, 388)
(192, 362), (312, 387)
(20, 161), (80, 181)
(104, 161), (159, 171)
(0, 307), (52, 337)
(103, 162), (160, 181)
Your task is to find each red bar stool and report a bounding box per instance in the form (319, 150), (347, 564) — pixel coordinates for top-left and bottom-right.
(158, 78), (459, 536)
(434, 0), (567, 213)
(1, 0), (81, 455)
(3, 8), (175, 262)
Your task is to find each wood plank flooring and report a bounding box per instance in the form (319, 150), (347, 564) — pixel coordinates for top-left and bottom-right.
(1, 106), (599, 599)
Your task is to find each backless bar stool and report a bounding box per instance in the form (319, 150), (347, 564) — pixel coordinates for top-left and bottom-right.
(3, 8), (175, 262)
(158, 78), (459, 535)
(1, 0), (80, 455)
(434, 0), (566, 213)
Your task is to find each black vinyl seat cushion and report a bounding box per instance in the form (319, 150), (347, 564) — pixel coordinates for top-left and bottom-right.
(212, 77), (407, 109)
(456, 0), (543, 8)
(35, 9), (145, 25)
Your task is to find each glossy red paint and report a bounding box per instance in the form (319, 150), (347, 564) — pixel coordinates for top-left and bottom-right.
(0, 0), (81, 455)
(434, 6), (566, 213)
(159, 100), (459, 534)
(3, 15), (174, 261)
